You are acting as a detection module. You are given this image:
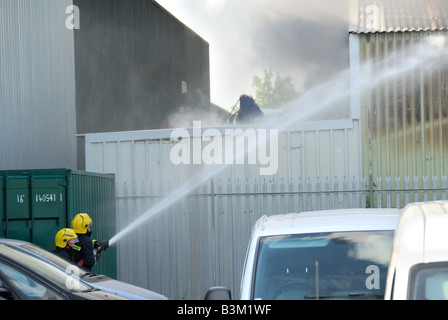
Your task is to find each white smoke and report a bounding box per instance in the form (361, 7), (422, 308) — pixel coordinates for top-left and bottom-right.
(155, 0), (351, 111)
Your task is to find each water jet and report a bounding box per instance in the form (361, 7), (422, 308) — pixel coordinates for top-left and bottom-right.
(109, 40), (448, 247)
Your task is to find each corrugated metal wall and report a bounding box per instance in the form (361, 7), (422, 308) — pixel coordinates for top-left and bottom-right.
(354, 31), (448, 179)
(0, 0), (77, 170)
(85, 121), (362, 185)
(84, 121), (363, 299)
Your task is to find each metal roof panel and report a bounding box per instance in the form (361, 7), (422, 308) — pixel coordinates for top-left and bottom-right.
(350, 0), (448, 33)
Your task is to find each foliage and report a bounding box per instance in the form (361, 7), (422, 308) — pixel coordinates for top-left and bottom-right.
(252, 69), (298, 109)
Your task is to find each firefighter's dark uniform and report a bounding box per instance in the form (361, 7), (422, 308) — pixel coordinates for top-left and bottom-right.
(77, 232), (97, 270)
(71, 213), (109, 271)
(54, 245), (81, 263)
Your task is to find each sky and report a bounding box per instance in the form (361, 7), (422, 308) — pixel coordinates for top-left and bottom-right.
(155, 0), (351, 111)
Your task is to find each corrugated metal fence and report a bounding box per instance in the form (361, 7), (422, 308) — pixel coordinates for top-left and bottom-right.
(83, 123), (363, 299)
(115, 174), (447, 299)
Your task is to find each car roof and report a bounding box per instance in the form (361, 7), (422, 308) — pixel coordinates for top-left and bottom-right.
(0, 238), (29, 246)
(256, 208), (400, 237)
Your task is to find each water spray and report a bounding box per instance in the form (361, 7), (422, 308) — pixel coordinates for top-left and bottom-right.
(108, 38), (448, 246)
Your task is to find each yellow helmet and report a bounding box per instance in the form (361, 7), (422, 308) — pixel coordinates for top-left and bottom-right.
(71, 213), (92, 234)
(55, 228), (79, 248)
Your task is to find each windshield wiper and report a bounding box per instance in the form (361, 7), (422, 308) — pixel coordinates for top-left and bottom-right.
(304, 292), (384, 299)
(81, 272), (99, 278)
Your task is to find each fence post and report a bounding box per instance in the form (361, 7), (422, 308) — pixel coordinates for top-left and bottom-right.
(404, 176), (410, 204)
(442, 175), (447, 200)
(298, 178), (303, 213)
(288, 177), (295, 213)
(343, 176), (349, 208)
(244, 179), (251, 236)
(307, 177), (313, 211)
(280, 178), (286, 214)
(395, 176), (401, 208)
(333, 177), (339, 209)
(262, 178), (268, 215)
(210, 178), (216, 287)
(386, 176), (392, 208)
(217, 179), (224, 286)
(423, 176), (429, 201)
(432, 175), (438, 201)
(272, 178), (278, 214)
(360, 176), (366, 208)
(351, 176), (358, 207)
(316, 177), (321, 211)
(253, 179), (260, 219)
(369, 174), (374, 208)
(325, 177), (331, 210)
(377, 176), (383, 208)
(413, 176), (419, 202)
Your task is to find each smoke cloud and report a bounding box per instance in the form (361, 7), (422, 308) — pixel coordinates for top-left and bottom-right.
(155, 0), (351, 110)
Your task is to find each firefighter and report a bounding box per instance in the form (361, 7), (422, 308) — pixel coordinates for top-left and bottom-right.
(54, 228), (81, 263)
(71, 213), (109, 271)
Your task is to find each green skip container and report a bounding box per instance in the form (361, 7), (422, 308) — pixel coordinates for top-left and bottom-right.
(0, 168), (116, 278)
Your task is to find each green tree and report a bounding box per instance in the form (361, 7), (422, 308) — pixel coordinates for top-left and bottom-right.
(252, 69), (298, 109)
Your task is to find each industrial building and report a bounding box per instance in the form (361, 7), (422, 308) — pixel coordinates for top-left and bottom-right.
(0, 0), (211, 170)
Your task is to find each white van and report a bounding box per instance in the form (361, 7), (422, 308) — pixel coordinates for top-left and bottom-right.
(385, 201), (448, 300)
(207, 208), (399, 300)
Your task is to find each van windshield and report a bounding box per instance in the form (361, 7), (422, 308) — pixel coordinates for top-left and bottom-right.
(409, 262), (448, 300)
(253, 231), (394, 300)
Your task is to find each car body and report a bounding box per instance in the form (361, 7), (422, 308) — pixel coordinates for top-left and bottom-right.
(0, 239), (127, 300)
(206, 208), (399, 300)
(0, 238), (167, 300)
(385, 200), (448, 300)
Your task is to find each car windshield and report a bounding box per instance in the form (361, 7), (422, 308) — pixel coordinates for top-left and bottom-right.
(0, 244), (91, 293)
(253, 231), (394, 300)
(20, 243), (89, 277)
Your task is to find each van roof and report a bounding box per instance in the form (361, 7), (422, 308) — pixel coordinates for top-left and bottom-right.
(256, 208), (400, 237)
(396, 200), (448, 262)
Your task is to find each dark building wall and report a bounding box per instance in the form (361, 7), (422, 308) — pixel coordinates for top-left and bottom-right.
(73, 0), (210, 133)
